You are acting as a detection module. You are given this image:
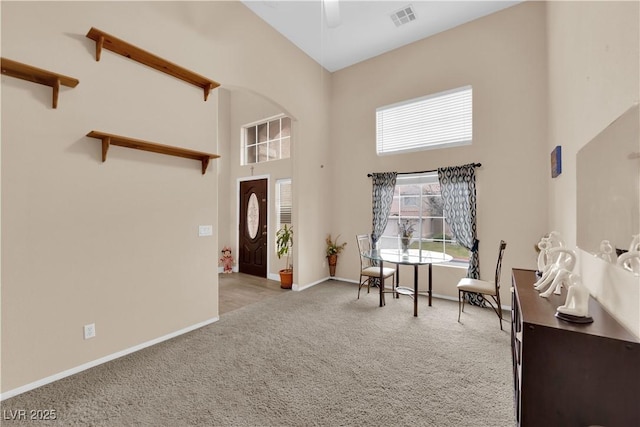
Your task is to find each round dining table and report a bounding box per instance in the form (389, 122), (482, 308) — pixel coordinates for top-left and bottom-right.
(363, 248), (452, 316)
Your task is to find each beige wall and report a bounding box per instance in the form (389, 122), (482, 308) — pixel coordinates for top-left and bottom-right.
(546, 0), (640, 336)
(1, 1), (222, 394)
(329, 2), (549, 302)
(1, 0), (331, 395)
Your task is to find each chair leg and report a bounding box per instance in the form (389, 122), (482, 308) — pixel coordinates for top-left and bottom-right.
(496, 292), (503, 331)
(458, 290), (462, 322)
(484, 295), (504, 331)
(461, 291), (466, 314)
(357, 276), (364, 299)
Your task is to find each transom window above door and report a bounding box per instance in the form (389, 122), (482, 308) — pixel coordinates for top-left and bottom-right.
(242, 115), (291, 165)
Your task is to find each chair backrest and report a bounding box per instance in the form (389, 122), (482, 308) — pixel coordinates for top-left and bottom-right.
(494, 240), (507, 291)
(356, 234), (373, 269)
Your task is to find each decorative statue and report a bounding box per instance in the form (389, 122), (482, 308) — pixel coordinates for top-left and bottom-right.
(536, 231), (565, 273)
(536, 236), (552, 272)
(547, 231), (565, 248)
(219, 246), (235, 274)
(596, 240), (614, 263)
(556, 273), (592, 321)
(617, 251), (640, 275)
(629, 234), (640, 252)
(534, 247), (577, 298)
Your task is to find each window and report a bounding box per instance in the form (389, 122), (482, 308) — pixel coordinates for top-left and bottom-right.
(376, 85), (472, 155)
(378, 172), (469, 264)
(276, 179), (292, 231)
(243, 115), (291, 165)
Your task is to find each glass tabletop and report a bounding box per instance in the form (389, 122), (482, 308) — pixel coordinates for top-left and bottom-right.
(363, 248), (452, 265)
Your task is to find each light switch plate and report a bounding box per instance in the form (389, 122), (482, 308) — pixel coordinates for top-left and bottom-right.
(198, 225), (213, 237)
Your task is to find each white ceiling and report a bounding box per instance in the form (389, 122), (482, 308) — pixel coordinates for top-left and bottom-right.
(242, 1), (523, 72)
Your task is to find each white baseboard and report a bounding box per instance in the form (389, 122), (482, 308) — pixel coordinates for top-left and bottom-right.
(329, 276), (358, 284)
(267, 272), (280, 282)
(293, 276), (330, 291)
(0, 316), (220, 401)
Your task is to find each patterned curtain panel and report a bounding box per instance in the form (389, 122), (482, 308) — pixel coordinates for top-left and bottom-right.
(438, 164), (482, 305)
(370, 172), (397, 287)
(371, 172), (397, 248)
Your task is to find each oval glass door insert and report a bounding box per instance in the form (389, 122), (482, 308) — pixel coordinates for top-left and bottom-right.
(247, 193), (259, 239)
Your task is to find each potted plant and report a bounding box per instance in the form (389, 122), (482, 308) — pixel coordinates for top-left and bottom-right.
(276, 224), (294, 289)
(325, 234), (347, 277)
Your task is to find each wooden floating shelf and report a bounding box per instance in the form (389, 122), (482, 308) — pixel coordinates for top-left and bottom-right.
(86, 131), (219, 175)
(86, 27), (220, 101)
(1, 57), (79, 108)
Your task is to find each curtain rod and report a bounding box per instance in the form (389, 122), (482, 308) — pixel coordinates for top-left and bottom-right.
(367, 162), (482, 178)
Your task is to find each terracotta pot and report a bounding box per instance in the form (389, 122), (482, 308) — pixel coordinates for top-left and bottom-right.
(327, 255), (338, 277)
(279, 269), (293, 289)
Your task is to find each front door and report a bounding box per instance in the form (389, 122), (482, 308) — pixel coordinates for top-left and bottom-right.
(239, 179), (268, 277)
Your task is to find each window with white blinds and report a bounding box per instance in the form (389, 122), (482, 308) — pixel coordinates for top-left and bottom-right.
(376, 85), (472, 155)
(276, 179), (292, 227)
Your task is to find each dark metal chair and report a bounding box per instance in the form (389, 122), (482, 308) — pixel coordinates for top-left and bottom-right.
(356, 234), (396, 301)
(457, 240), (507, 329)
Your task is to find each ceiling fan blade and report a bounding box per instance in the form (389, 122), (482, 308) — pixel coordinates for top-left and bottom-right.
(323, 0), (341, 28)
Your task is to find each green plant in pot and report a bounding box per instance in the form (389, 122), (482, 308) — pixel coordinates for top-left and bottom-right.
(276, 224), (293, 289)
(325, 234), (347, 277)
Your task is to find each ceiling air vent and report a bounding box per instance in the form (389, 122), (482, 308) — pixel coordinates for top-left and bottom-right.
(390, 5), (416, 27)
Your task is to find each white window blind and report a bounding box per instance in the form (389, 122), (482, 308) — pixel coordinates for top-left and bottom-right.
(277, 179), (292, 226)
(376, 85), (472, 155)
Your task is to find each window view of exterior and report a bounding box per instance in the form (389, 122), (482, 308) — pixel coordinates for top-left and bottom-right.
(379, 173), (470, 264)
(243, 115), (291, 165)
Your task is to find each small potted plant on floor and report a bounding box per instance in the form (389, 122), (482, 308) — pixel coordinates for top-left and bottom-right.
(325, 234), (347, 277)
(276, 224), (294, 289)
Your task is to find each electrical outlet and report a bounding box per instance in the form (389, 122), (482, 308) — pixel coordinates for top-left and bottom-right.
(84, 323), (96, 340)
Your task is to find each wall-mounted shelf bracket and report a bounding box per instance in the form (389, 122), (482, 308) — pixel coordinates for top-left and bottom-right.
(1, 57), (79, 108)
(87, 131), (220, 175)
(86, 27), (220, 101)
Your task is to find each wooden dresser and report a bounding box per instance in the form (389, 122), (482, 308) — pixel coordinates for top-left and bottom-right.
(511, 268), (640, 427)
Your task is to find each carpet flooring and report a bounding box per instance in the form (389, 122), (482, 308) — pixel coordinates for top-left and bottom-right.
(1, 280), (514, 426)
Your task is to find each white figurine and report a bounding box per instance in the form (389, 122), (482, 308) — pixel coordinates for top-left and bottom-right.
(596, 240), (614, 263)
(617, 251), (640, 275)
(629, 234), (640, 252)
(536, 237), (552, 273)
(534, 247), (577, 297)
(540, 267), (572, 298)
(621, 235), (640, 273)
(557, 273), (590, 318)
(535, 232), (566, 279)
(548, 231), (565, 248)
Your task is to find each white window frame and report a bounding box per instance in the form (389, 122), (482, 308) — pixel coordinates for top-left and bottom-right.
(378, 172), (469, 266)
(242, 114), (291, 165)
(376, 85), (472, 155)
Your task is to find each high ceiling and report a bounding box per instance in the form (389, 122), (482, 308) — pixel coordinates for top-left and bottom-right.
(242, 1), (523, 72)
